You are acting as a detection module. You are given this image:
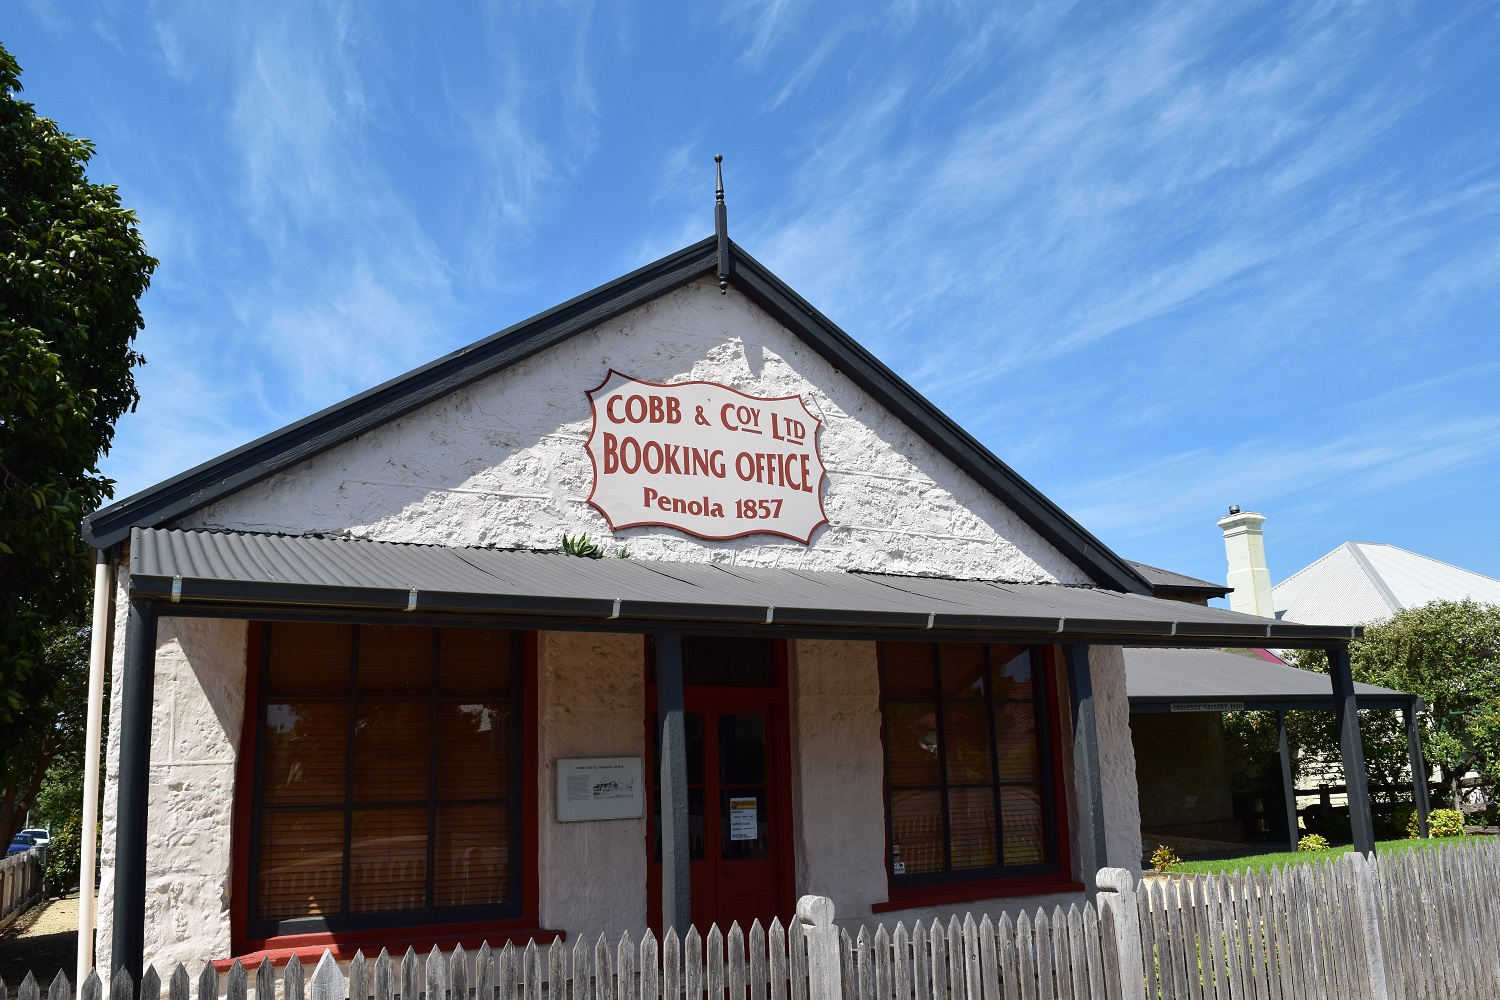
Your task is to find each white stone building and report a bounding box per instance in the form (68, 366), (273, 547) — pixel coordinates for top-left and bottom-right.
(82, 224), (1367, 978)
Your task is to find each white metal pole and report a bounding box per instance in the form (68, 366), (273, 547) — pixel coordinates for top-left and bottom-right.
(78, 548), (113, 984)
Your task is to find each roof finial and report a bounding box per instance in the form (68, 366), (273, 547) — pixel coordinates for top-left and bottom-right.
(715, 154), (729, 294)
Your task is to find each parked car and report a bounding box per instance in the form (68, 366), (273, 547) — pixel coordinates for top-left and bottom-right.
(20, 827), (49, 846)
(6, 832), (37, 856)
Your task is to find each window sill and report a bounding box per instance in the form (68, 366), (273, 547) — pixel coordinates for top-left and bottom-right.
(873, 877), (1085, 913)
(222, 925), (565, 969)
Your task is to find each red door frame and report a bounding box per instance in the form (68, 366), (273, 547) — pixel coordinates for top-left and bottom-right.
(644, 640), (797, 933)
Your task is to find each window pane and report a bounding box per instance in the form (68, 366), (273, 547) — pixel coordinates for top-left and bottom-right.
(949, 787), (997, 870)
(267, 623), (351, 695)
(889, 789), (944, 874)
(990, 646), (1034, 701)
(1001, 787), (1046, 865)
(264, 702), (347, 805)
(719, 713), (766, 785)
(354, 700), (431, 802)
(882, 643), (935, 701)
(358, 625), (433, 692)
(885, 702), (940, 787)
(348, 807), (428, 913)
(938, 644), (986, 700)
(994, 702), (1040, 783)
(435, 803), (509, 906)
(437, 701), (510, 800)
(258, 808), (345, 920)
(440, 629), (511, 696)
(722, 788), (769, 860)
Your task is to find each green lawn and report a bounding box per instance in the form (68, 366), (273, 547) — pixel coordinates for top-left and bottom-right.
(1168, 835), (1486, 875)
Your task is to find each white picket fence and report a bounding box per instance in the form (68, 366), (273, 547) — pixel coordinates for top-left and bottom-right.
(5, 840), (1499, 1000)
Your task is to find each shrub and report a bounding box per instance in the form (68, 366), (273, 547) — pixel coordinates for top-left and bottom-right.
(1297, 833), (1330, 852)
(42, 816), (81, 893)
(1150, 844), (1181, 872)
(1426, 808), (1466, 838)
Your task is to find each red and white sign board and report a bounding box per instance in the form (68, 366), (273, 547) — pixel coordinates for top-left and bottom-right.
(585, 370), (828, 543)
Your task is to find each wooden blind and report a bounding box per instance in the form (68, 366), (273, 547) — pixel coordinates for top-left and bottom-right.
(880, 642), (1054, 882)
(255, 622), (518, 928)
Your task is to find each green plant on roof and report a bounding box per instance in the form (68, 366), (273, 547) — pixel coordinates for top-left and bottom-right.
(561, 533), (606, 559)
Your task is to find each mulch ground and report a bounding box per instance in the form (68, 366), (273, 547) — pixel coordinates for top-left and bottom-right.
(0, 894), (80, 989)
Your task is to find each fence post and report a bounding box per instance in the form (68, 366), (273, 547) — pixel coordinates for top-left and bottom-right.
(1349, 853), (1391, 1000)
(1096, 867), (1145, 1000)
(798, 895), (841, 1000)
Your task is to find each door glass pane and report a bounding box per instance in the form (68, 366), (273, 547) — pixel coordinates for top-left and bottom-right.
(257, 808), (345, 919)
(719, 713), (766, 785)
(1001, 786), (1046, 865)
(948, 786), (997, 869)
(353, 700), (431, 802)
(682, 636), (775, 686)
(434, 803), (509, 906)
(886, 702), (939, 786)
(889, 789), (943, 874)
(348, 807), (428, 912)
(264, 702), (347, 805)
(722, 788), (769, 860)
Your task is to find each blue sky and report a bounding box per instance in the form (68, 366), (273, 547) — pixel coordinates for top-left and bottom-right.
(9, 1), (1500, 592)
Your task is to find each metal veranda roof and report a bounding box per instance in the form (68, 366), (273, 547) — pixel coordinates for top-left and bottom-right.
(129, 528), (1361, 647)
(1124, 647), (1416, 712)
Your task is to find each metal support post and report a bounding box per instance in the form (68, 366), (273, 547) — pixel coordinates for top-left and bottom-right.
(1064, 645), (1109, 890)
(1404, 703), (1431, 838)
(1278, 710), (1298, 849)
(1329, 645), (1376, 855)
(112, 597), (157, 987)
(655, 632), (691, 936)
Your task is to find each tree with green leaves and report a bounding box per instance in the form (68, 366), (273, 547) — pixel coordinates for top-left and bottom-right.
(1, 40), (155, 840)
(1288, 599), (1500, 812)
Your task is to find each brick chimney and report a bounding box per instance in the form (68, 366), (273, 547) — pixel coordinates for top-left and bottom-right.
(1217, 506), (1275, 618)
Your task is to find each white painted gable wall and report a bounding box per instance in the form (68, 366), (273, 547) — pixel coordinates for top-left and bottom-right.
(178, 278), (1091, 585)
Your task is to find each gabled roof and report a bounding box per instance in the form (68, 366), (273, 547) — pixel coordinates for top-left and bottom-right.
(1126, 561), (1231, 600)
(1274, 541), (1500, 625)
(84, 237), (1151, 593)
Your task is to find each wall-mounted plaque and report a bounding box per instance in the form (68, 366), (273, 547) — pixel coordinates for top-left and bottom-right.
(556, 756), (644, 822)
(585, 370), (828, 544)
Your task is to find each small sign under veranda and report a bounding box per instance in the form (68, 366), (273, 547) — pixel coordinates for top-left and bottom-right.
(585, 370), (829, 543)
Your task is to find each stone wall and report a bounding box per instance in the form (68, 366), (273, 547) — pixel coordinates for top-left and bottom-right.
(1131, 712), (1240, 845)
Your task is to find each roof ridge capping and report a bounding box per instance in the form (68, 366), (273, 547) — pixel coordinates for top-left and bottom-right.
(88, 236), (1151, 595)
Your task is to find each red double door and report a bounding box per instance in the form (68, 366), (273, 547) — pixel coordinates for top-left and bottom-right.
(646, 637), (794, 933)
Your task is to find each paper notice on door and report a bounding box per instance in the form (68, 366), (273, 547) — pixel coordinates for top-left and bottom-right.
(729, 796), (758, 841)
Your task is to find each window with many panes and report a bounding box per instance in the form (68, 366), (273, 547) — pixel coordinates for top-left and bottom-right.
(879, 642), (1060, 887)
(250, 622), (522, 935)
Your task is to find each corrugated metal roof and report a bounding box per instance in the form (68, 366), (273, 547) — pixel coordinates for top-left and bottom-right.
(1125, 561), (1230, 597)
(1124, 647), (1415, 709)
(129, 528), (1360, 645)
(1274, 542), (1500, 625)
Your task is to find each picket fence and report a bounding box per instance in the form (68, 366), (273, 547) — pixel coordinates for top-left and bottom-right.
(5, 839), (1499, 1000)
(0, 847), (45, 931)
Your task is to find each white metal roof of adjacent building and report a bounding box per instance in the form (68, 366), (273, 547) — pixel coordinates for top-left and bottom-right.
(1274, 541), (1500, 625)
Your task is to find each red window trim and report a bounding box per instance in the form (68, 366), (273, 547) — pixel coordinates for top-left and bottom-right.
(230, 624), (542, 959)
(877, 642), (1075, 904)
(873, 875), (1086, 913)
